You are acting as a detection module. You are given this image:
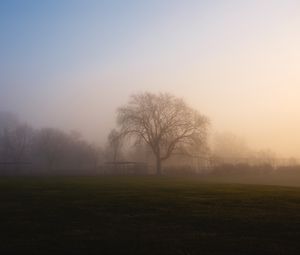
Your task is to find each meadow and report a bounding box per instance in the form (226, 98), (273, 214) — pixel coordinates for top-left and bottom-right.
(0, 176), (300, 254)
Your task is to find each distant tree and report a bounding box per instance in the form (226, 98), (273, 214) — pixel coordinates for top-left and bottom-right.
(67, 132), (102, 169)
(212, 132), (252, 163)
(34, 128), (68, 170)
(106, 129), (123, 162)
(0, 112), (34, 165)
(34, 128), (101, 172)
(0, 112), (102, 174)
(4, 124), (34, 164)
(87, 145), (103, 168)
(254, 149), (277, 167)
(0, 112), (19, 162)
(117, 92), (209, 175)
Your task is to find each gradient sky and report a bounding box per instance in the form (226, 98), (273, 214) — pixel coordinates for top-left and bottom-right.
(1, 0), (300, 157)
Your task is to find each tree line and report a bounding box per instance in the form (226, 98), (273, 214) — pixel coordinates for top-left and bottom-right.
(0, 112), (101, 174)
(1, 92), (295, 175)
(0, 92), (210, 175)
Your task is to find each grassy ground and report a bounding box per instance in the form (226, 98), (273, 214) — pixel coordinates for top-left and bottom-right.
(0, 176), (300, 255)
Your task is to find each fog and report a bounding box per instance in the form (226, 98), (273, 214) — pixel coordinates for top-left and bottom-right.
(1, 0), (300, 161)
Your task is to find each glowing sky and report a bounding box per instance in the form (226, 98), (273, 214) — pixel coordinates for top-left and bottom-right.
(1, 0), (300, 156)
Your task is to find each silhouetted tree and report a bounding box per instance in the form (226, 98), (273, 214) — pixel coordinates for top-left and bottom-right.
(5, 124), (34, 164)
(0, 112), (34, 166)
(106, 129), (123, 162)
(117, 92), (209, 175)
(34, 128), (69, 170)
(0, 112), (102, 174)
(0, 112), (19, 162)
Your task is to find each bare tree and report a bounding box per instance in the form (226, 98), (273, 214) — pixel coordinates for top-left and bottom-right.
(0, 112), (34, 166)
(117, 92), (209, 175)
(0, 112), (19, 162)
(0, 112), (102, 174)
(34, 128), (68, 170)
(5, 124), (34, 164)
(106, 129), (123, 162)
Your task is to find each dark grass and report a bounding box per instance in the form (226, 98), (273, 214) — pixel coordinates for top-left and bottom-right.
(0, 176), (300, 254)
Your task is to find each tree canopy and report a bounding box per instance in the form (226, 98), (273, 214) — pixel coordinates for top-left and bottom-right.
(117, 92), (209, 174)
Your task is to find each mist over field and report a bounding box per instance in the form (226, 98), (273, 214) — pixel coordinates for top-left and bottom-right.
(1, 1), (300, 186)
(1, 0), (300, 157)
(2, 2), (300, 255)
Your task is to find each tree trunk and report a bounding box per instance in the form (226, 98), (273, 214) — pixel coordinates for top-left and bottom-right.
(156, 156), (162, 175)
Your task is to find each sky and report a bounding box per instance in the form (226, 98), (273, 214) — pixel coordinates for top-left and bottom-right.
(1, 0), (300, 157)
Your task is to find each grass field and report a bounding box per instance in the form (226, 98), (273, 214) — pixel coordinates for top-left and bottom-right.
(0, 176), (300, 255)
